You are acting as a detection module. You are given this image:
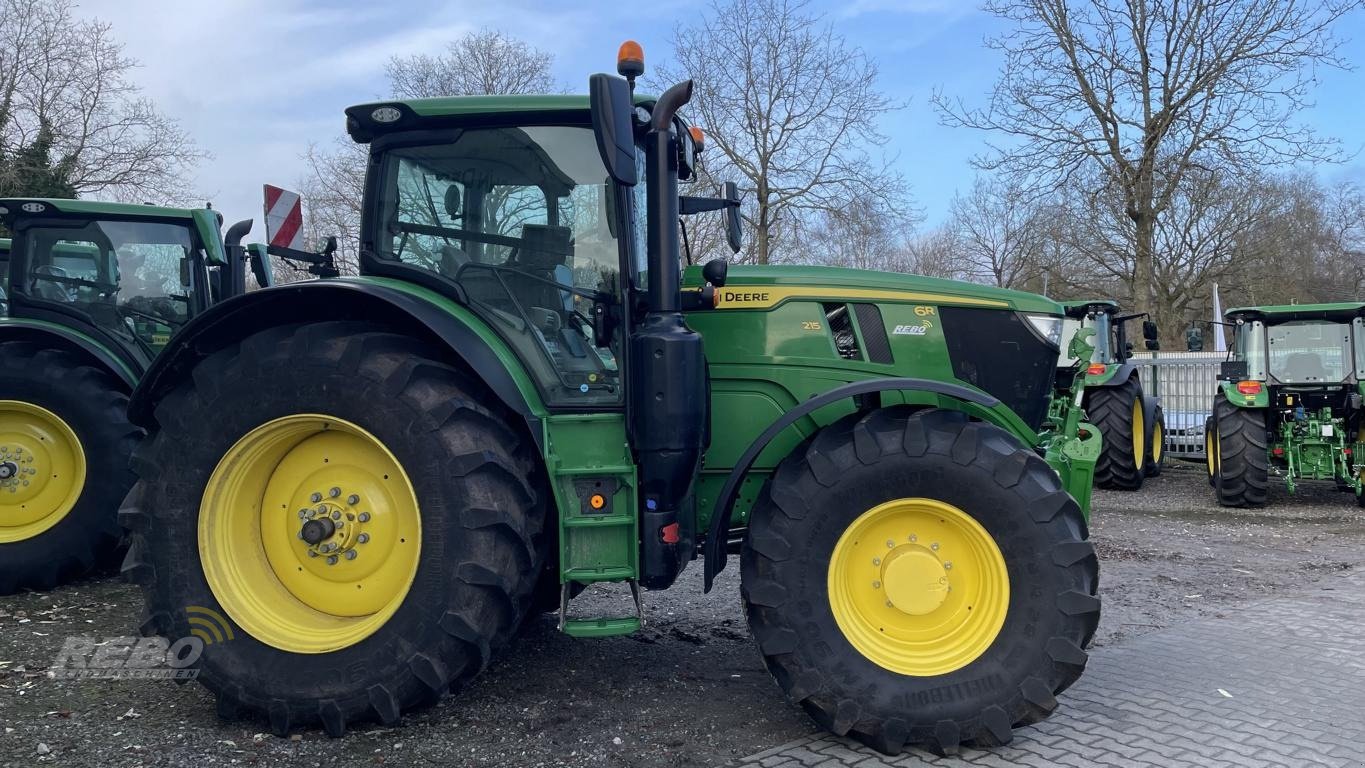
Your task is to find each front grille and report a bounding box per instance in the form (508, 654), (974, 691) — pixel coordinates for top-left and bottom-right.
(938, 307), (1059, 431)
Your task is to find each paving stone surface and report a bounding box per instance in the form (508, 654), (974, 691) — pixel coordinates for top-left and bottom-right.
(732, 570), (1365, 767)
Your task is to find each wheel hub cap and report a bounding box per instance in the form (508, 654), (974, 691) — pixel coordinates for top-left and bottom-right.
(881, 547), (949, 616)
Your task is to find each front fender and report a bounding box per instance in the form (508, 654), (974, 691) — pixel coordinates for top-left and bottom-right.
(701, 377), (1004, 591)
(129, 278), (546, 442)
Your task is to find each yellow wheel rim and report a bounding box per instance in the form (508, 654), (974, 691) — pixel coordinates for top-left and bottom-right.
(1132, 399), (1146, 471)
(827, 498), (1009, 676)
(1206, 429), (1216, 477)
(1152, 419), (1164, 464)
(200, 414), (420, 654)
(0, 401), (86, 544)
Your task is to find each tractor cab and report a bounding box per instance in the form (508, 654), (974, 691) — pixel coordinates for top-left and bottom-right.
(1210, 303), (1365, 505)
(0, 200), (257, 366)
(1060, 300), (1159, 378)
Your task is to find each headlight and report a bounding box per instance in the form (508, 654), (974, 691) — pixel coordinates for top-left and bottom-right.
(1023, 313), (1064, 348)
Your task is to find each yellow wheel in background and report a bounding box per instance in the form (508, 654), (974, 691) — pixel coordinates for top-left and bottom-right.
(1131, 398), (1146, 472)
(827, 498), (1009, 676)
(200, 414), (421, 654)
(0, 401), (86, 544)
(1206, 429), (1217, 478)
(1152, 421), (1164, 464)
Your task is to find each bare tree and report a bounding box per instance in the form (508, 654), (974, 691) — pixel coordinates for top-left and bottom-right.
(804, 197), (916, 271)
(0, 0), (202, 202)
(385, 28), (558, 98)
(297, 29), (560, 274)
(904, 226), (966, 280)
(946, 176), (1047, 289)
(657, 0), (910, 265)
(936, 0), (1363, 318)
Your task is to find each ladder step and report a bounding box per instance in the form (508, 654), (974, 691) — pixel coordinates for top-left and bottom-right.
(563, 566), (636, 582)
(561, 617), (641, 638)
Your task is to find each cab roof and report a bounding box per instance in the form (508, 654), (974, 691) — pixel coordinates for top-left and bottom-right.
(0, 198), (202, 221)
(1227, 302), (1365, 324)
(1061, 299), (1120, 318)
(345, 93), (656, 143)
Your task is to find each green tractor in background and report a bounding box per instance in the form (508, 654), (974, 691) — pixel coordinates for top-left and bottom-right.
(0, 199), (267, 593)
(119, 47), (1100, 755)
(1059, 300), (1163, 489)
(1207, 302), (1365, 507)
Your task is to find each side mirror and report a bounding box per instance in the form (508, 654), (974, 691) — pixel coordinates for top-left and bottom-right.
(1145, 339), (1160, 351)
(702, 257), (728, 288)
(588, 73), (638, 187)
(443, 186), (462, 218)
(723, 181), (742, 254)
(1142, 320), (1158, 341)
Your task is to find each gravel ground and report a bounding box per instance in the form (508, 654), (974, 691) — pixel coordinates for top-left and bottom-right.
(1, 462), (1362, 767)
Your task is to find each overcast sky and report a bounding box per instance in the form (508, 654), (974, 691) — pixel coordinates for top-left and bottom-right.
(76, 0), (1365, 236)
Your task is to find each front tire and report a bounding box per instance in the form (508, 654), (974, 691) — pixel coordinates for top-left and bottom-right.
(0, 342), (136, 594)
(1213, 395), (1269, 507)
(121, 323), (546, 736)
(1144, 405), (1165, 477)
(1086, 377), (1146, 490)
(741, 408), (1099, 755)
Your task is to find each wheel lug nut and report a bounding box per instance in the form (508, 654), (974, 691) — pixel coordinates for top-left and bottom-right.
(885, 540), (895, 548)
(358, 533), (370, 544)
(931, 543), (940, 551)
(307, 550), (318, 558)
(317, 505), (328, 515)
(358, 512), (371, 523)
(347, 494), (360, 505)
(310, 492), (322, 503)
(909, 534), (917, 542)
(944, 562), (952, 570)
(327, 555), (338, 565)
(872, 580), (881, 589)
(298, 509), (309, 519)
(886, 600), (894, 608)
(329, 487), (341, 498)
(872, 557), (880, 566)
(345, 551), (358, 561)
(331, 511), (341, 521)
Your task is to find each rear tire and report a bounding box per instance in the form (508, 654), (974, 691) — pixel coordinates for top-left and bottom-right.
(1086, 377), (1146, 490)
(1213, 396), (1269, 508)
(741, 408), (1099, 755)
(0, 342), (135, 594)
(1144, 405), (1165, 477)
(121, 322), (546, 736)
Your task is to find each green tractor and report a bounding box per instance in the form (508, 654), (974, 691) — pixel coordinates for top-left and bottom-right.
(119, 48), (1100, 754)
(0, 199), (267, 593)
(1059, 301), (1163, 489)
(1207, 302), (1365, 507)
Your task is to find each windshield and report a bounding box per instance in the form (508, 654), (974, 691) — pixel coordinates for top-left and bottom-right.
(1060, 312), (1112, 366)
(19, 220), (197, 353)
(1266, 320), (1353, 384)
(372, 125), (625, 407)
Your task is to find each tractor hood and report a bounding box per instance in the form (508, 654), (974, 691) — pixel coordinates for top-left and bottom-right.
(684, 264), (1064, 315)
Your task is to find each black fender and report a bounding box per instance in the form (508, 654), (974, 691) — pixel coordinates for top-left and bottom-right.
(0, 319), (139, 390)
(702, 377), (1000, 591)
(128, 281), (542, 444)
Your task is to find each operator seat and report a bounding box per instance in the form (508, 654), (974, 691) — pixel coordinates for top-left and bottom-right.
(1283, 352), (1328, 381)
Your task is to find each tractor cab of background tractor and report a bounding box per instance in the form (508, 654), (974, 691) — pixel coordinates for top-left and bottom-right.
(0, 199), (263, 367)
(1210, 303), (1365, 507)
(1059, 300), (1159, 376)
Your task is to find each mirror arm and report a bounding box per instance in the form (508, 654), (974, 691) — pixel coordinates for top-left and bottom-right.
(679, 195), (736, 215)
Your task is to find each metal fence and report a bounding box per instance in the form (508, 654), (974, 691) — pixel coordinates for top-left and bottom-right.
(1130, 352), (1224, 459)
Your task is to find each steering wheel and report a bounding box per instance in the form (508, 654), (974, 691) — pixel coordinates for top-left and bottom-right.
(392, 221), (522, 264)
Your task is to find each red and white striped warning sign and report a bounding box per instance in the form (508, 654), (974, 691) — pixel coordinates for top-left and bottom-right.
(263, 185), (305, 251)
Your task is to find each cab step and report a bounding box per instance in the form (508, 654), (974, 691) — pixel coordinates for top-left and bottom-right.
(557, 579), (644, 638)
